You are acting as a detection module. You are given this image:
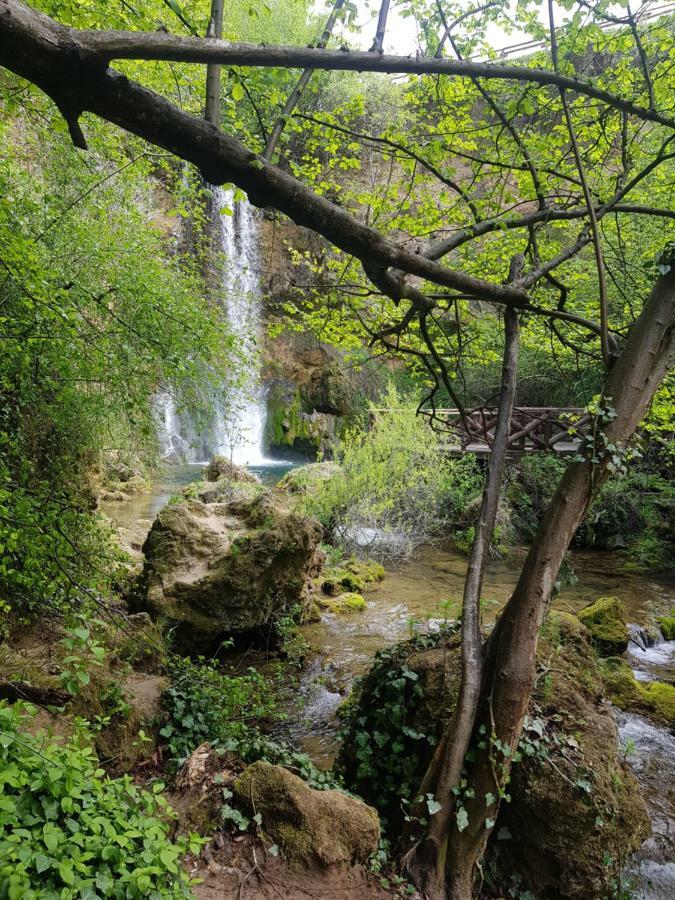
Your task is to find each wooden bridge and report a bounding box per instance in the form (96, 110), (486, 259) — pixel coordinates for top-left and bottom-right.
(374, 407), (589, 456)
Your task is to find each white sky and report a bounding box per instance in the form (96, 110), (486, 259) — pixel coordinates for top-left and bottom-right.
(323, 1), (673, 59)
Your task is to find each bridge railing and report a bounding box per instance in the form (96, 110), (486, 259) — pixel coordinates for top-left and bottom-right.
(369, 406), (588, 453)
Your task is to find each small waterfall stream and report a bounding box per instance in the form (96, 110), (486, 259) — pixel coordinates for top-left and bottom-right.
(158, 187), (276, 467)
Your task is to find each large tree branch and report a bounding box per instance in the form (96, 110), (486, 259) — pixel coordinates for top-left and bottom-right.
(0, 0), (531, 308)
(2, 0), (669, 127)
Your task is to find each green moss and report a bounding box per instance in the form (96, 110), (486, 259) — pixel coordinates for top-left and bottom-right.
(327, 592), (366, 613)
(577, 596), (629, 655)
(642, 681), (675, 727)
(600, 658), (644, 711)
(600, 657), (675, 728)
(343, 558), (385, 584)
(264, 384), (323, 449)
(321, 558), (385, 597)
(656, 611), (675, 641)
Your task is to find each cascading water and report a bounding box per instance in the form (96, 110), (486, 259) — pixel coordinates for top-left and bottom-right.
(210, 186), (271, 466)
(157, 187), (276, 467)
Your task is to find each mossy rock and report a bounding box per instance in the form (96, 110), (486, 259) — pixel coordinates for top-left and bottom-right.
(233, 760), (380, 868)
(277, 462), (342, 495)
(203, 457), (258, 483)
(577, 596), (629, 655)
(338, 618), (649, 899)
(642, 681), (675, 727)
(321, 558), (385, 597)
(320, 592), (366, 614)
(656, 610), (675, 641)
(600, 657), (675, 728)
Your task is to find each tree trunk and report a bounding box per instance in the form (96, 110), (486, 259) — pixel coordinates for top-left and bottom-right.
(204, 0), (224, 126)
(408, 308), (520, 898)
(442, 263), (674, 897)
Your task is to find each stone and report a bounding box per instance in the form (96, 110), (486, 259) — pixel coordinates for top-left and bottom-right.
(139, 494), (323, 646)
(318, 592), (366, 614)
(578, 596), (630, 654)
(277, 462), (342, 494)
(656, 610), (675, 640)
(338, 612), (649, 899)
(203, 456), (259, 484)
(233, 760), (380, 868)
(601, 657), (675, 728)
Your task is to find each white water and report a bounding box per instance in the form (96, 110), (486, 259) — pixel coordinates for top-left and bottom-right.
(157, 187), (279, 467)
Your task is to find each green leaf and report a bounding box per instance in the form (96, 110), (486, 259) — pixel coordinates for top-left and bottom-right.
(456, 807), (469, 832)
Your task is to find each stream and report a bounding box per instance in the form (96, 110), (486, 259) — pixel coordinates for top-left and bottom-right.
(104, 465), (675, 899)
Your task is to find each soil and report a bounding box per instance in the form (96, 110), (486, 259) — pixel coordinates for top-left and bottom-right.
(187, 834), (413, 900)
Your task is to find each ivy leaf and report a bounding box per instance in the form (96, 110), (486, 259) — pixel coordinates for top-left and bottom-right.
(456, 807), (469, 832)
(426, 798), (442, 816)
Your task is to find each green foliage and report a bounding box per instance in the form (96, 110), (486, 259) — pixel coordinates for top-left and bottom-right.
(159, 656), (338, 791)
(297, 386), (482, 559)
(159, 655), (277, 766)
(336, 628), (458, 826)
(58, 616), (107, 696)
(0, 702), (202, 898)
(0, 99), (230, 622)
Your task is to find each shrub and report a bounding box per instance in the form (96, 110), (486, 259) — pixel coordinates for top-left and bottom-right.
(297, 386), (482, 559)
(159, 657), (338, 791)
(0, 702), (201, 898)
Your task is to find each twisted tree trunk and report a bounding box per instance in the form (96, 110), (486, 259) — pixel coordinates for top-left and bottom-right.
(436, 264), (673, 898)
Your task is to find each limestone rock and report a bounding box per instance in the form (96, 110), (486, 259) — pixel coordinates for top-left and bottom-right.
(338, 612), (649, 899)
(139, 494), (323, 645)
(277, 462), (342, 494)
(578, 596), (629, 654)
(233, 760), (380, 868)
(203, 456), (259, 484)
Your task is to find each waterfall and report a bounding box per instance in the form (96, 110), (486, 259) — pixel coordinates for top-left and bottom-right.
(157, 187), (274, 467)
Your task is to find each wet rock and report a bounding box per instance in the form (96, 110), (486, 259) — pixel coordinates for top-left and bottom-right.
(139, 494), (323, 646)
(578, 595), (629, 655)
(656, 609), (675, 641)
(318, 592), (366, 614)
(320, 558), (386, 596)
(233, 760), (380, 868)
(602, 658), (675, 728)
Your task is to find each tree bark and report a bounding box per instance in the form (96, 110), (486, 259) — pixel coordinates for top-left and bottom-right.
(408, 307), (520, 899)
(204, 0), (224, 125)
(443, 262), (674, 897)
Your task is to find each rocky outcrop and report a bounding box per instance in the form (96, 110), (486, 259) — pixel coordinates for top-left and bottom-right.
(233, 760), (380, 868)
(338, 611), (650, 899)
(203, 457), (259, 484)
(138, 490), (323, 646)
(578, 596), (629, 654)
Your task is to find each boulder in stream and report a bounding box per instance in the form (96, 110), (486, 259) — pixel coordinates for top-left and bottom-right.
(578, 595), (630, 654)
(337, 610), (649, 899)
(139, 491), (323, 647)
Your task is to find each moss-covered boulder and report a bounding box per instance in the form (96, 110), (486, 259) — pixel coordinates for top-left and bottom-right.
(338, 613), (649, 898)
(138, 492), (323, 647)
(656, 610), (675, 640)
(264, 381), (336, 454)
(318, 592), (366, 614)
(320, 558), (386, 597)
(233, 760), (380, 868)
(277, 462), (342, 494)
(601, 657), (675, 728)
(578, 596), (629, 654)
